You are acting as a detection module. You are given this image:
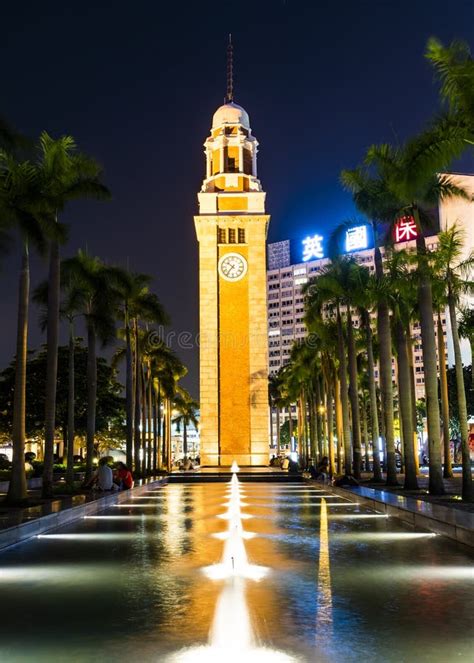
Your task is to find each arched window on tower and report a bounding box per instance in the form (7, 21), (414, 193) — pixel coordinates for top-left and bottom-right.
(243, 148), (252, 175)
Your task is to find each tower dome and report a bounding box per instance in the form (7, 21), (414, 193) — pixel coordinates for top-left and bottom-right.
(212, 102), (250, 129)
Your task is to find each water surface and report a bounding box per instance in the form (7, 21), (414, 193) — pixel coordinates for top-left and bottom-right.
(0, 481), (472, 662)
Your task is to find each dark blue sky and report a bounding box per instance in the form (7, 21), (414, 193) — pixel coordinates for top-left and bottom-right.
(1, 0), (473, 396)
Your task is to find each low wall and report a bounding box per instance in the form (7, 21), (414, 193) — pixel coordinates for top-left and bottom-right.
(326, 483), (474, 548)
(0, 477), (42, 492)
(0, 478), (167, 552)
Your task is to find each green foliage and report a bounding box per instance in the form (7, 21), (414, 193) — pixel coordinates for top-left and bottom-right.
(447, 365), (474, 433)
(0, 341), (125, 440)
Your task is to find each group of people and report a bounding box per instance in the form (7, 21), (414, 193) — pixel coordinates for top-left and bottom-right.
(271, 453), (359, 487)
(87, 459), (134, 492)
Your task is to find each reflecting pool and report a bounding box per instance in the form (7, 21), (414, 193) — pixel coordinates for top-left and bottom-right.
(0, 479), (472, 662)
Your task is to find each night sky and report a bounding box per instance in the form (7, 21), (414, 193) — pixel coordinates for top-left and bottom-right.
(1, 0), (473, 397)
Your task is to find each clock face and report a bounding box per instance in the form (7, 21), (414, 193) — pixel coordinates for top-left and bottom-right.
(218, 252), (248, 282)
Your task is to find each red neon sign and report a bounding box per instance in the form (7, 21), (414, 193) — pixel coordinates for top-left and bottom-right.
(394, 216), (418, 242)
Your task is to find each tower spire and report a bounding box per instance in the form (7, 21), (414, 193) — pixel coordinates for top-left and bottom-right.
(226, 33), (233, 103)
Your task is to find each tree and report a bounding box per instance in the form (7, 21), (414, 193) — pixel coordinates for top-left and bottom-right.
(109, 268), (169, 470)
(0, 152), (60, 503)
(432, 225), (473, 500)
(361, 123), (469, 494)
(426, 37), (474, 145)
(0, 343), (125, 454)
(384, 250), (419, 489)
(61, 251), (118, 480)
(340, 171), (401, 485)
(305, 260), (356, 475)
(35, 133), (110, 498)
(173, 390), (199, 459)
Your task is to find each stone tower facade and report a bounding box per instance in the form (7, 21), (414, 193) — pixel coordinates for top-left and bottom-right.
(194, 101), (270, 466)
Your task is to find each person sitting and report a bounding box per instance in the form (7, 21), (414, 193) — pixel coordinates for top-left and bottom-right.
(115, 462), (134, 490)
(334, 472), (360, 487)
(88, 457), (114, 491)
(288, 458), (300, 474)
(182, 457), (193, 471)
(316, 456), (330, 482)
(281, 456), (290, 471)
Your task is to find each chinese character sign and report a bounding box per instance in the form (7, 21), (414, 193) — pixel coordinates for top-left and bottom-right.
(345, 225), (368, 252)
(394, 216), (418, 242)
(302, 234), (324, 261)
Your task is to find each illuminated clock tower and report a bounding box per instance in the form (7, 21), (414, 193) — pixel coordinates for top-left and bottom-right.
(194, 42), (270, 466)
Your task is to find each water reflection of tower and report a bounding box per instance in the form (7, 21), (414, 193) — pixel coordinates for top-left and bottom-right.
(316, 498), (333, 647)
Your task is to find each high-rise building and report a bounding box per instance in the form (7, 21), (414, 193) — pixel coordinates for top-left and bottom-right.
(266, 224), (458, 400)
(267, 172), (474, 408)
(194, 55), (270, 466)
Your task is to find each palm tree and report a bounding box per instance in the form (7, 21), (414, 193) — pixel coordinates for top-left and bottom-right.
(0, 152), (58, 504)
(426, 37), (474, 145)
(340, 170), (401, 485)
(432, 225), (473, 501)
(154, 350), (186, 471)
(36, 133), (110, 498)
(61, 251), (117, 480)
(268, 375), (284, 454)
(458, 307), (474, 356)
(173, 390), (199, 459)
(109, 268), (169, 470)
(365, 126), (470, 495)
(305, 260), (354, 475)
(33, 271), (84, 489)
(384, 250), (419, 490)
(351, 268), (383, 482)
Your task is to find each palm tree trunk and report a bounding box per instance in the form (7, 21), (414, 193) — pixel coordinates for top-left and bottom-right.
(438, 312), (453, 479)
(133, 319), (141, 474)
(407, 332), (420, 475)
(394, 318), (418, 490)
(374, 246), (398, 485)
(269, 401), (274, 451)
(297, 396), (304, 465)
(166, 399), (172, 472)
(347, 307), (362, 478)
(147, 373), (152, 474)
(361, 394), (370, 472)
(125, 309), (133, 469)
(7, 243), (30, 504)
(448, 292), (472, 501)
(309, 393), (317, 464)
(415, 224), (444, 495)
(326, 368), (335, 477)
(276, 406), (281, 455)
(363, 309), (383, 481)
(85, 320), (97, 481)
(141, 365), (147, 476)
(314, 376), (323, 460)
(152, 388), (158, 474)
(335, 377), (343, 474)
(66, 320), (75, 488)
(288, 407), (294, 451)
(183, 422), (188, 458)
(161, 398), (167, 469)
(42, 238), (60, 499)
(157, 387), (163, 469)
(336, 305), (352, 475)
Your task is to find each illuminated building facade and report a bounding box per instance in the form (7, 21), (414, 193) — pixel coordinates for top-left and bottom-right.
(267, 172), (474, 403)
(195, 58), (270, 466)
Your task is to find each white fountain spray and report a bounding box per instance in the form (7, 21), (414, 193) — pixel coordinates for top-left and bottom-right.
(171, 462), (295, 662)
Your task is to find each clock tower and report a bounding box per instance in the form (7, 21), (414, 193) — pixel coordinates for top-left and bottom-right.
(194, 45), (270, 466)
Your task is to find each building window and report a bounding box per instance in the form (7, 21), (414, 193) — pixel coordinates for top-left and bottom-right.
(227, 156), (237, 172)
(228, 228), (236, 244)
(238, 228), (246, 243)
(217, 227), (226, 244)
